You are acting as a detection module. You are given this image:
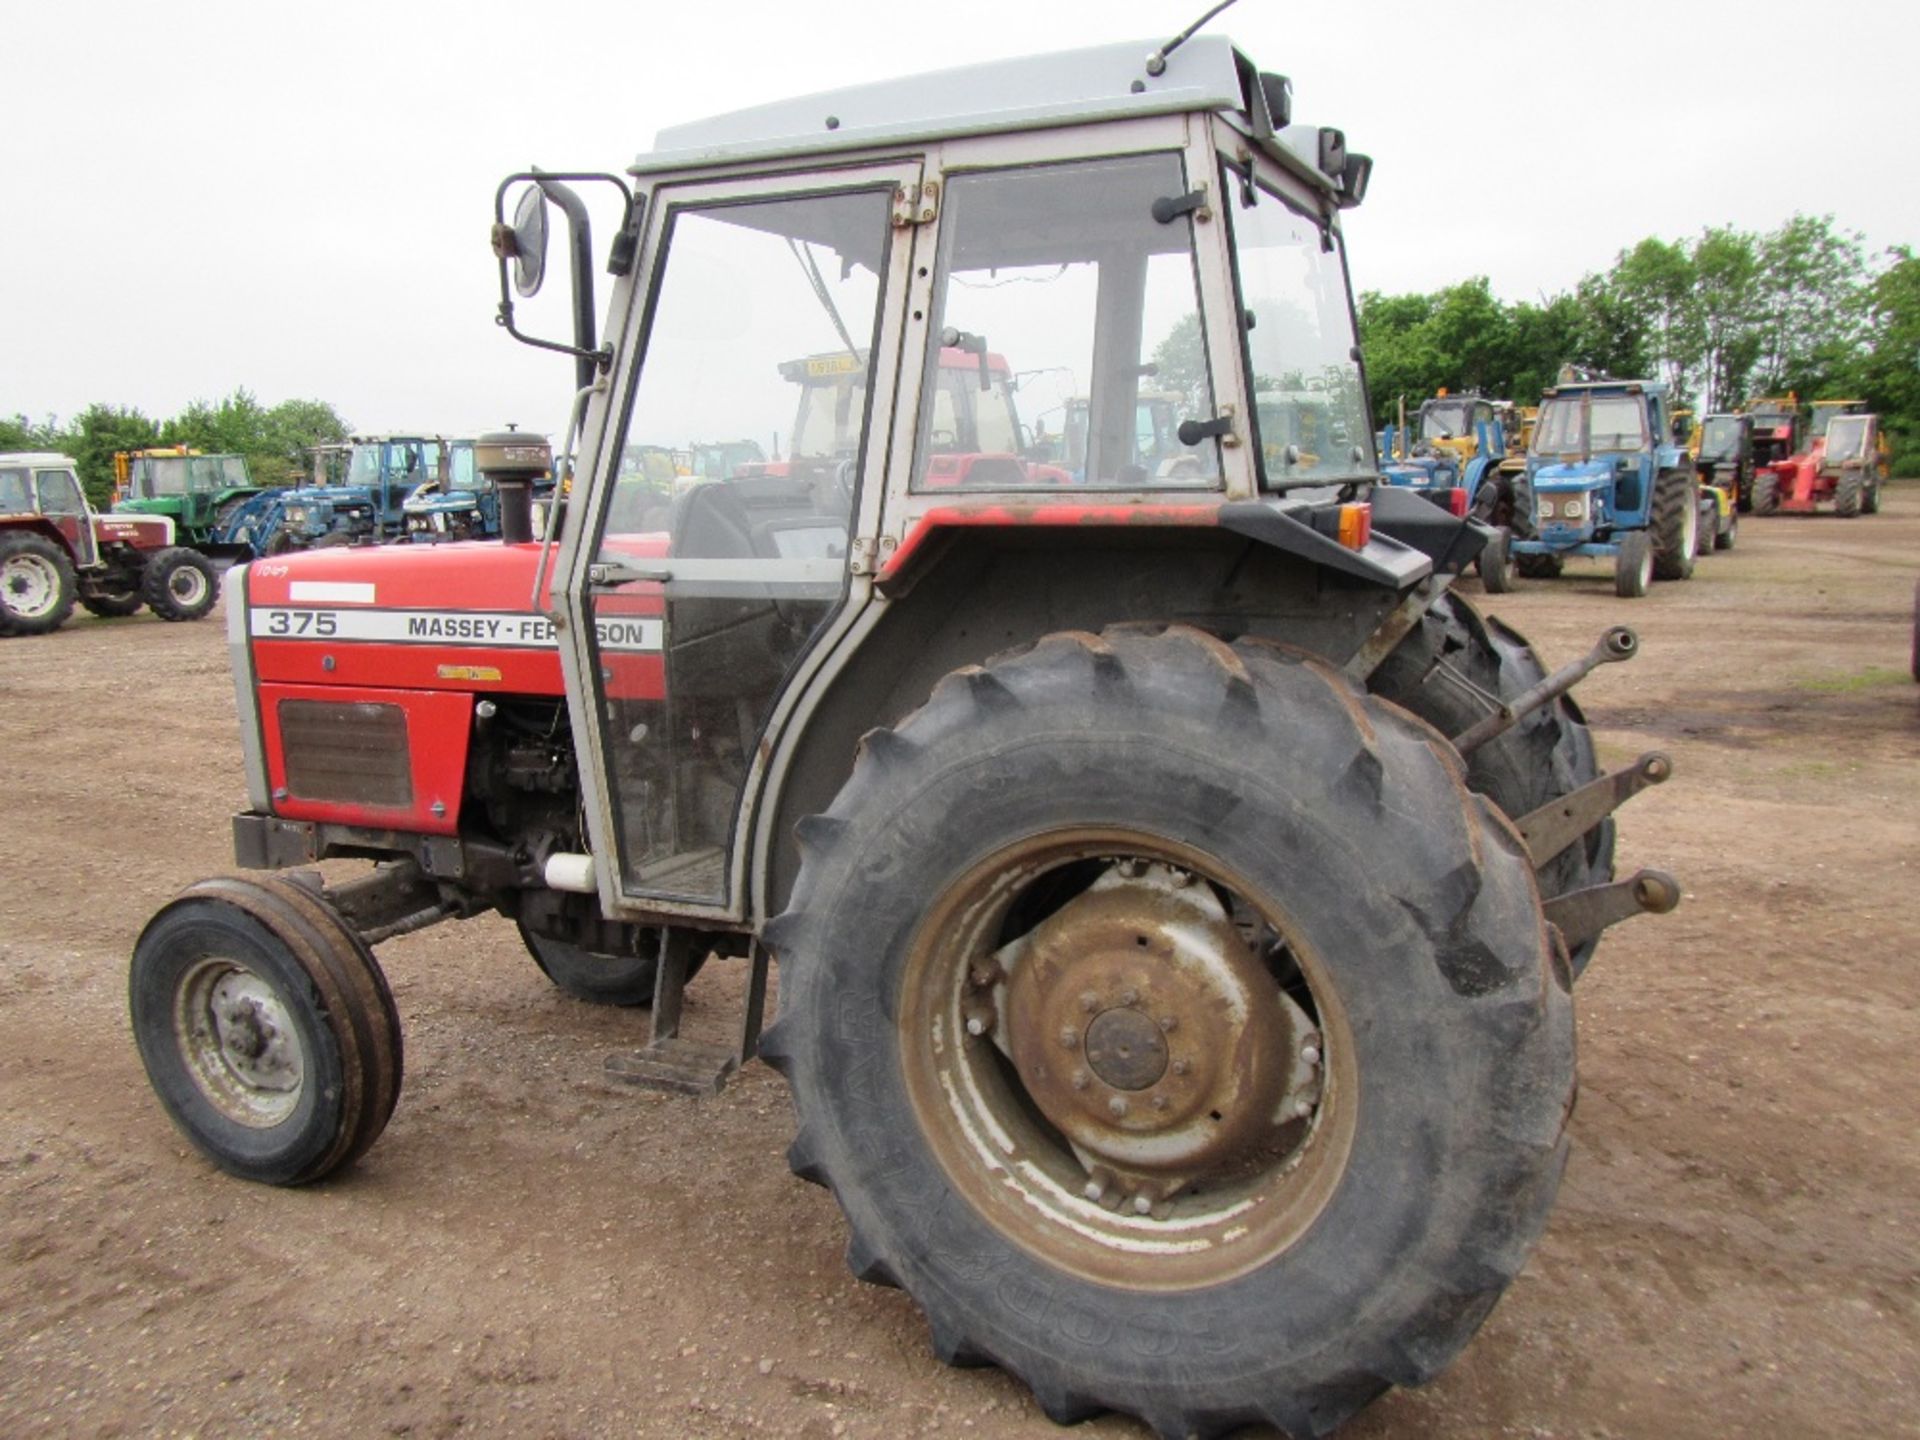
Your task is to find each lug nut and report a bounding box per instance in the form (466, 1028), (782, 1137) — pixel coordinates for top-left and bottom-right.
(1132, 1195), (1154, 1216)
(1293, 1099), (1312, 1119)
(1150, 1093), (1169, 1111)
(1083, 1179), (1106, 1202)
(963, 1002), (996, 1037)
(1108, 1097), (1129, 1118)
(1171, 1058), (1191, 1076)
(1119, 987), (1140, 1007)
(1117, 858), (1147, 878)
(1079, 991), (1100, 1014)
(1058, 1027), (1080, 1050)
(1301, 1045), (1320, 1067)
(1071, 1069), (1090, 1091)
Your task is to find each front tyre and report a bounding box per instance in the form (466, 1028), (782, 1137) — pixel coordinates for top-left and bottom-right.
(1652, 469), (1698, 579)
(1476, 527), (1515, 592)
(1833, 471), (1863, 518)
(763, 628), (1571, 1439)
(1615, 531), (1653, 597)
(143, 547), (219, 621)
(130, 876), (403, 1185)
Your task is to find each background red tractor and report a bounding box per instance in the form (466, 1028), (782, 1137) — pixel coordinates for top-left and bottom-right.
(1751, 405), (1887, 517)
(0, 452), (220, 634)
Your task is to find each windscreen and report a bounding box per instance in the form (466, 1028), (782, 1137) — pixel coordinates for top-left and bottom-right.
(1420, 402), (1472, 442)
(1699, 417), (1743, 460)
(1824, 415), (1868, 463)
(1532, 394), (1648, 455)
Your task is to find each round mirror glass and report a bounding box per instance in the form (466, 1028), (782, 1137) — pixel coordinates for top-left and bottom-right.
(511, 185), (548, 298)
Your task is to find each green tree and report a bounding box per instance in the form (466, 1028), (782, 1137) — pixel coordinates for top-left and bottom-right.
(70, 404), (161, 507)
(1691, 227), (1759, 410)
(1604, 237), (1700, 399)
(1750, 215), (1867, 395)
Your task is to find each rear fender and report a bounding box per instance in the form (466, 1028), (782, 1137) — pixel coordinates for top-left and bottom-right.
(756, 517), (1439, 918)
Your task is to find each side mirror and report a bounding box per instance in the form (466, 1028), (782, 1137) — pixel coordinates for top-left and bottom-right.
(492, 185), (550, 299)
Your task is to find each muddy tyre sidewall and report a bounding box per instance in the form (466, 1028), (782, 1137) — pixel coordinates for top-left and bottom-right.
(769, 630), (1571, 1435)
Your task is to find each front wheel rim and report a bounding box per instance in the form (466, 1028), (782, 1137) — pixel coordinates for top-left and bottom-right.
(3, 554), (59, 617)
(900, 829), (1357, 1290)
(174, 957), (306, 1126)
(169, 566), (209, 607)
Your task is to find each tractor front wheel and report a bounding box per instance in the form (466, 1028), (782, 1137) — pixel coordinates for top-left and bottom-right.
(763, 628), (1571, 1438)
(1615, 531), (1653, 597)
(130, 876), (403, 1185)
(516, 920), (704, 1006)
(1714, 509), (1738, 551)
(1476, 527), (1514, 592)
(0, 532), (77, 635)
(1833, 472), (1863, 518)
(143, 547), (219, 621)
(1651, 470), (1698, 580)
(1752, 471), (1780, 515)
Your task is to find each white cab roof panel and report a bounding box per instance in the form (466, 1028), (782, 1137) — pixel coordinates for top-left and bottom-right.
(634, 37), (1252, 175)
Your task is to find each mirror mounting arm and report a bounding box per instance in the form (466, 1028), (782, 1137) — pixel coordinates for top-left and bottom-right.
(491, 170), (640, 392)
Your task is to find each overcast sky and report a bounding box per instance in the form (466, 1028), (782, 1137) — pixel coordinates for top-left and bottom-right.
(3, 0), (1912, 439)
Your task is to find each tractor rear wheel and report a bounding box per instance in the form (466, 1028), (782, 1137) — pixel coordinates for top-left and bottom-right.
(516, 920), (704, 1006)
(762, 627), (1571, 1439)
(1833, 472), (1863, 518)
(80, 585), (144, 618)
(130, 876), (403, 1186)
(1371, 591), (1613, 969)
(1651, 470), (1698, 580)
(143, 547), (219, 621)
(1751, 471), (1780, 514)
(0, 532), (77, 635)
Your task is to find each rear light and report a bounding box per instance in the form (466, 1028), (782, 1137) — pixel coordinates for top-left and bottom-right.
(1337, 502), (1371, 550)
(1446, 488), (1469, 518)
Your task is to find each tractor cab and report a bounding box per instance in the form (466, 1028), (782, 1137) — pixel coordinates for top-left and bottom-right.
(404, 439), (543, 542)
(1379, 394), (1506, 515)
(1747, 395), (1801, 467)
(111, 449), (260, 550)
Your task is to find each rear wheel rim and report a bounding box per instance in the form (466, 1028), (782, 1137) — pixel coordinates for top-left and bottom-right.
(900, 828), (1357, 1290)
(2, 554), (59, 618)
(174, 957), (306, 1126)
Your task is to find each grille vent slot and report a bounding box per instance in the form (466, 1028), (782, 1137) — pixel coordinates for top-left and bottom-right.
(279, 700), (413, 808)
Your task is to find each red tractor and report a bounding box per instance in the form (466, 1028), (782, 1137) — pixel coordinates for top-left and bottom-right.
(1752, 405), (1886, 517)
(126, 36), (1679, 1438)
(1, 452), (221, 634)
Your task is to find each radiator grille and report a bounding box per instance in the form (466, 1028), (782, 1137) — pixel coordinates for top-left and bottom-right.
(278, 700), (413, 808)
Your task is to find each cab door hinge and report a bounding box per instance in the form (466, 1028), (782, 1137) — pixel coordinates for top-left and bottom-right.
(892, 180), (940, 227)
(849, 537), (877, 575)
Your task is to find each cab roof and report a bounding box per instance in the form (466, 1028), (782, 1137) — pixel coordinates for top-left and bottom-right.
(632, 36), (1351, 200)
(0, 452), (76, 467)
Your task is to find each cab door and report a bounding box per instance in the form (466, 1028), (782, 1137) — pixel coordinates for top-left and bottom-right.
(555, 161), (921, 919)
(34, 468), (96, 567)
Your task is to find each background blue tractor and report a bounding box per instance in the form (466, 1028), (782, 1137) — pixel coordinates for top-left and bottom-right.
(1480, 378), (1701, 597)
(235, 436), (454, 553)
(1377, 394), (1507, 518)
(403, 438), (564, 541)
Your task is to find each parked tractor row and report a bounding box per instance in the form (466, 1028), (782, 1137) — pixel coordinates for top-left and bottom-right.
(1372, 379), (1892, 598)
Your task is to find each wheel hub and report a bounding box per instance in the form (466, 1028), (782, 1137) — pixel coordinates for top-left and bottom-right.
(997, 862), (1302, 1199)
(3, 557), (55, 615)
(174, 961), (305, 1126)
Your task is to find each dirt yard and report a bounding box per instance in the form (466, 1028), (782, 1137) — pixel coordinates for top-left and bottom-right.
(2, 492), (1917, 1440)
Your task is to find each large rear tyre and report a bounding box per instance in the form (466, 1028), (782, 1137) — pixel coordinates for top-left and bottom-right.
(1651, 470), (1698, 580)
(1370, 592), (1613, 969)
(763, 628), (1571, 1439)
(1833, 472), (1863, 518)
(130, 876), (403, 1185)
(0, 532), (77, 635)
(516, 920), (704, 1006)
(142, 547), (219, 621)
